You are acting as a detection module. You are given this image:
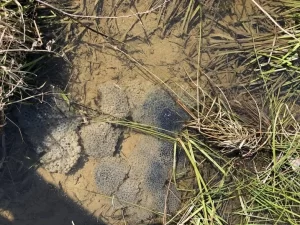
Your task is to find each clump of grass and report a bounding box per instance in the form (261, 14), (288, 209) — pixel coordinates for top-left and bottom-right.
(0, 0), (45, 111)
(1, 1), (29, 108)
(168, 91), (300, 224)
(0, 0), (71, 111)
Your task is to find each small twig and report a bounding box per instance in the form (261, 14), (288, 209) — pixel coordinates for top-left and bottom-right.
(33, 20), (43, 47)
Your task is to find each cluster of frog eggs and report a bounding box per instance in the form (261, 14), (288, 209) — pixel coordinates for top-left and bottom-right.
(16, 82), (188, 223)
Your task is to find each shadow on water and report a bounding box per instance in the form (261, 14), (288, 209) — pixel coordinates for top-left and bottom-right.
(0, 118), (106, 225)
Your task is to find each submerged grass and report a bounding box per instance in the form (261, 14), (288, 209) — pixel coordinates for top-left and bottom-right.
(178, 0), (300, 224)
